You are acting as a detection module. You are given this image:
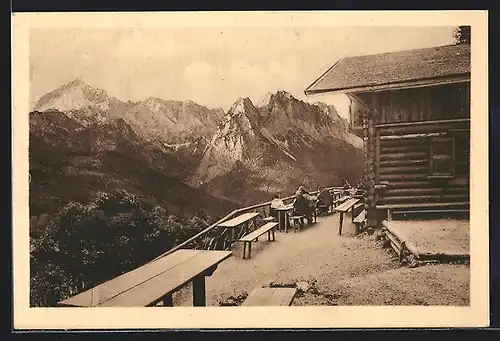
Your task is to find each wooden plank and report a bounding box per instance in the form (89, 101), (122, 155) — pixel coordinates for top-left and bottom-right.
(380, 145), (427, 153)
(334, 196), (350, 204)
(335, 198), (356, 211)
(376, 118), (470, 132)
(379, 165), (428, 174)
(394, 209), (469, 215)
(378, 194), (469, 204)
(354, 203), (363, 211)
(217, 212), (260, 228)
(387, 178), (469, 188)
(99, 250), (232, 307)
(427, 175), (454, 179)
(384, 187), (468, 196)
(241, 288), (297, 306)
(380, 152), (428, 160)
(380, 132), (447, 141)
(380, 159), (428, 167)
(380, 173), (428, 181)
(377, 201), (469, 210)
(58, 249), (205, 307)
(353, 210), (366, 223)
(239, 222), (278, 242)
(387, 181), (432, 188)
(335, 198), (360, 213)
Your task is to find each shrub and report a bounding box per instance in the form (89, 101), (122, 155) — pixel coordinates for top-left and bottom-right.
(30, 189), (211, 307)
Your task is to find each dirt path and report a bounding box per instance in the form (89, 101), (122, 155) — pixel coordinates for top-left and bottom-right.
(173, 214), (470, 306)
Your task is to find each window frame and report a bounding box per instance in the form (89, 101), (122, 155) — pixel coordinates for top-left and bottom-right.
(428, 136), (456, 178)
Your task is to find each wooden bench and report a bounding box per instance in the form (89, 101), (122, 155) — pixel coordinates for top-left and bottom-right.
(334, 197), (360, 235)
(290, 215), (306, 232)
(241, 287), (298, 306)
(57, 250), (232, 307)
(353, 209), (366, 234)
(315, 204), (329, 217)
(217, 212), (260, 244)
(352, 203), (364, 221)
(239, 222), (278, 259)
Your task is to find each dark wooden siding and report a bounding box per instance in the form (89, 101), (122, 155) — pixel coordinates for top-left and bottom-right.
(349, 95), (367, 135)
(355, 82), (470, 125)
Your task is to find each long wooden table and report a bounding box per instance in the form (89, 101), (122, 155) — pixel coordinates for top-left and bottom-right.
(217, 212), (260, 243)
(57, 250), (232, 307)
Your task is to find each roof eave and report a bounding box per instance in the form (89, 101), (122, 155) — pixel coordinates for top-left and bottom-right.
(304, 59), (342, 97)
(304, 73), (470, 96)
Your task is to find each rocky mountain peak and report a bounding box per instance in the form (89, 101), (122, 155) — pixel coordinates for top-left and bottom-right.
(230, 97), (255, 113)
(258, 92), (274, 107)
(33, 78), (109, 113)
(275, 90), (294, 99)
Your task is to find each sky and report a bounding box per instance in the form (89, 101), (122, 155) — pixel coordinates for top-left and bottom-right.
(30, 26), (456, 119)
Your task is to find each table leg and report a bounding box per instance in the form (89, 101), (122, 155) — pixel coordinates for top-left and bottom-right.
(338, 212), (344, 235)
(163, 295), (173, 307)
(193, 275), (206, 307)
(272, 228), (275, 241)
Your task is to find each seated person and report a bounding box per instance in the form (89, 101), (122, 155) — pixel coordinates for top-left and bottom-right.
(270, 193), (285, 220)
(296, 185), (310, 196)
(292, 192), (314, 224)
(316, 186), (333, 214)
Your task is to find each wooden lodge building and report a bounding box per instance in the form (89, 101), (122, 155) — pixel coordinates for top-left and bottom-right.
(305, 43), (471, 228)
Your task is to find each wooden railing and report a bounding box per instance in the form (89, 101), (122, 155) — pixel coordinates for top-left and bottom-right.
(149, 186), (344, 263)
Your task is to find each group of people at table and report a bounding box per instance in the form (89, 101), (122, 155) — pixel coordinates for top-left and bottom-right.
(269, 185), (334, 226)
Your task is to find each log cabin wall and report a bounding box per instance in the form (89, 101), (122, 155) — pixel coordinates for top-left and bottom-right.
(354, 81), (470, 222)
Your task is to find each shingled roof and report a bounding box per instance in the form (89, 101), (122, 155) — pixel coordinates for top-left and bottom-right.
(304, 44), (471, 95)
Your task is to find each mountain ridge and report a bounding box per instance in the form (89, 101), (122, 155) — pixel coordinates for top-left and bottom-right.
(29, 109), (238, 219)
(190, 92), (363, 204)
(31, 79), (363, 205)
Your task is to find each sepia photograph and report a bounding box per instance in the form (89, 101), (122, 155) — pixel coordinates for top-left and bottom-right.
(12, 11), (489, 329)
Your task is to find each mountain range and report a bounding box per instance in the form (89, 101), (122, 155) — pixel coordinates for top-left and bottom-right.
(30, 79), (363, 213)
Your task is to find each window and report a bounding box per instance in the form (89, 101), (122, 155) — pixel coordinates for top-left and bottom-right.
(429, 137), (455, 178)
